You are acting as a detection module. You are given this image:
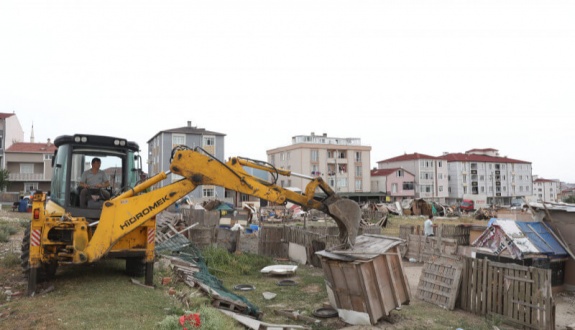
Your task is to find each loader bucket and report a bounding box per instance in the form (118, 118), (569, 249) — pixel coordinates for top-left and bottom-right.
(325, 197), (361, 247)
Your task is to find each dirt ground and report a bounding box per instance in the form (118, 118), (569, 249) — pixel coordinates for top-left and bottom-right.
(2, 214), (575, 329)
(239, 229), (575, 329)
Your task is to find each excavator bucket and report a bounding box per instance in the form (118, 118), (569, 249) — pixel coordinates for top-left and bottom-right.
(324, 197), (361, 248)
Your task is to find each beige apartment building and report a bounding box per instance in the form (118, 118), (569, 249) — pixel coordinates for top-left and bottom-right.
(376, 153), (449, 203)
(533, 177), (561, 203)
(266, 133), (372, 195)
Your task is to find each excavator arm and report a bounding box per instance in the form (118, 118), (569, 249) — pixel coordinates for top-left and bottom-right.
(79, 146), (360, 262)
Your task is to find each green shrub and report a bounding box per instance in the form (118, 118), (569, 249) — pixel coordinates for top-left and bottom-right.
(0, 252), (20, 267)
(0, 230), (9, 243)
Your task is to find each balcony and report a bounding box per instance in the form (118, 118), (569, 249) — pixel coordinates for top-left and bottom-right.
(9, 173), (47, 181)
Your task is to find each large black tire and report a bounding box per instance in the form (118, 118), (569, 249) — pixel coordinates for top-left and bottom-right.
(125, 257), (146, 277)
(145, 262), (154, 286)
(21, 226), (58, 295)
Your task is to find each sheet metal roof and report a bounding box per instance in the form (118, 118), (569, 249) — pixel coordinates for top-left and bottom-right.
(477, 219), (568, 258)
(514, 221), (568, 256)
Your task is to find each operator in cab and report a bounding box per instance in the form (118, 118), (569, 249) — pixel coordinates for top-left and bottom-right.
(79, 158), (110, 208)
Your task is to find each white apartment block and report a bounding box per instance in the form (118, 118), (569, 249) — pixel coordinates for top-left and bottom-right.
(533, 177), (561, 203)
(266, 133), (371, 194)
(440, 148), (533, 205)
(376, 153), (449, 203)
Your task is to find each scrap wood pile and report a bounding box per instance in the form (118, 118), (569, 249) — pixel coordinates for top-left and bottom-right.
(472, 208), (497, 220)
(156, 211), (197, 244)
(159, 245), (262, 319)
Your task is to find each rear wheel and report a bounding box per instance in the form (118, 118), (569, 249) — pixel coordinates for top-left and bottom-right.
(21, 226), (58, 295)
(145, 262), (154, 286)
(125, 257), (146, 277)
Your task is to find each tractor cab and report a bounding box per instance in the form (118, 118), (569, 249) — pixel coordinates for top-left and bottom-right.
(49, 134), (142, 220)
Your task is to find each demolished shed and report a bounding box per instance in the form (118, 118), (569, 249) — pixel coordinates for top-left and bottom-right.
(472, 219), (569, 287)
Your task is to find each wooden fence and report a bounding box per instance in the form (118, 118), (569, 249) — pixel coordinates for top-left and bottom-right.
(258, 225), (382, 263)
(459, 257), (555, 330)
(400, 224), (470, 259)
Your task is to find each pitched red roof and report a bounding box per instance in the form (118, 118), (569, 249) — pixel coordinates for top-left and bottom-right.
(6, 142), (57, 153)
(466, 148), (498, 153)
(534, 178), (558, 183)
(439, 153), (530, 164)
(0, 113), (15, 120)
(370, 168), (414, 177)
(377, 152), (440, 163)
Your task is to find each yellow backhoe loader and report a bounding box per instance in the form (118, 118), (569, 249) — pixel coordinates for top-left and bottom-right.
(23, 134), (361, 295)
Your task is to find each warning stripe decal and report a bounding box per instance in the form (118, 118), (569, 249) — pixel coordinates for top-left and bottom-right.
(31, 229), (41, 247)
(147, 228), (155, 245)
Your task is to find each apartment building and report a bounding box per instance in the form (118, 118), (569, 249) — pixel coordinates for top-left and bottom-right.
(147, 121), (226, 202)
(376, 153), (449, 203)
(440, 148), (533, 205)
(5, 139), (56, 194)
(266, 132), (372, 196)
(0, 112), (25, 169)
(370, 168), (416, 202)
(533, 177), (561, 203)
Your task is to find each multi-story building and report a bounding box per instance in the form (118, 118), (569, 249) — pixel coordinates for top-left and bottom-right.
(5, 139), (56, 195)
(440, 148), (533, 205)
(266, 132), (372, 196)
(0, 112), (25, 169)
(532, 177), (561, 203)
(376, 153), (449, 203)
(147, 121), (226, 202)
(370, 168), (416, 202)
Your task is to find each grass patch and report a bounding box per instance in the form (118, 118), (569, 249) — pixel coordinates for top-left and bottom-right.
(202, 246), (274, 277)
(1, 252), (21, 267)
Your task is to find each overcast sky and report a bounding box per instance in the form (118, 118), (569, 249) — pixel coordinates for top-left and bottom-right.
(1, 1), (574, 182)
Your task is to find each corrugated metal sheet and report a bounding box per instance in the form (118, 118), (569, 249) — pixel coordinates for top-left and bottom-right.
(514, 221), (568, 256)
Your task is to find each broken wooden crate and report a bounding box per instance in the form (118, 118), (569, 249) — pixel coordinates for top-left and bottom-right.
(316, 234), (411, 325)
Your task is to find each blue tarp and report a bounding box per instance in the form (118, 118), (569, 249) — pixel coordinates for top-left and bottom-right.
(514, 221), (568, 257)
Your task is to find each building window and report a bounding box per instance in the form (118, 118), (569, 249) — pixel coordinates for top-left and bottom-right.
(355, 166), (362, 177)
(355, 152), (361, 162)
(269, 154), (275, 166)
(480, 175), (484, 181)
(355, 179), (362, 190)
(311, 164), (320, 176)
(44, 154), (53, 160)
(337, 178), (347, 188)
(327, 150), (335, 158)
(20, 164), (34, 174)
(397, 170), (404, 177)
(281, 153), (286, 161)
(172, 134), (185, 147)
(338, 151), (346, 159)
(392, 183), (398, 193)
(241, 194), (250, 202)
(403, 182), (414, 190)
(202, 187), (215, 197)
(311, 149), (318, 162)
(438, 161), (442, 167)
(420, 172), (433, 180)
(203, 136), (215, 146)
(438, 186), (443, 192)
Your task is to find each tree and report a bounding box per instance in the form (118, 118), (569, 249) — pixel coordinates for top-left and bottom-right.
(0, 168), (9, 192)
(563, 195), (575, 204)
